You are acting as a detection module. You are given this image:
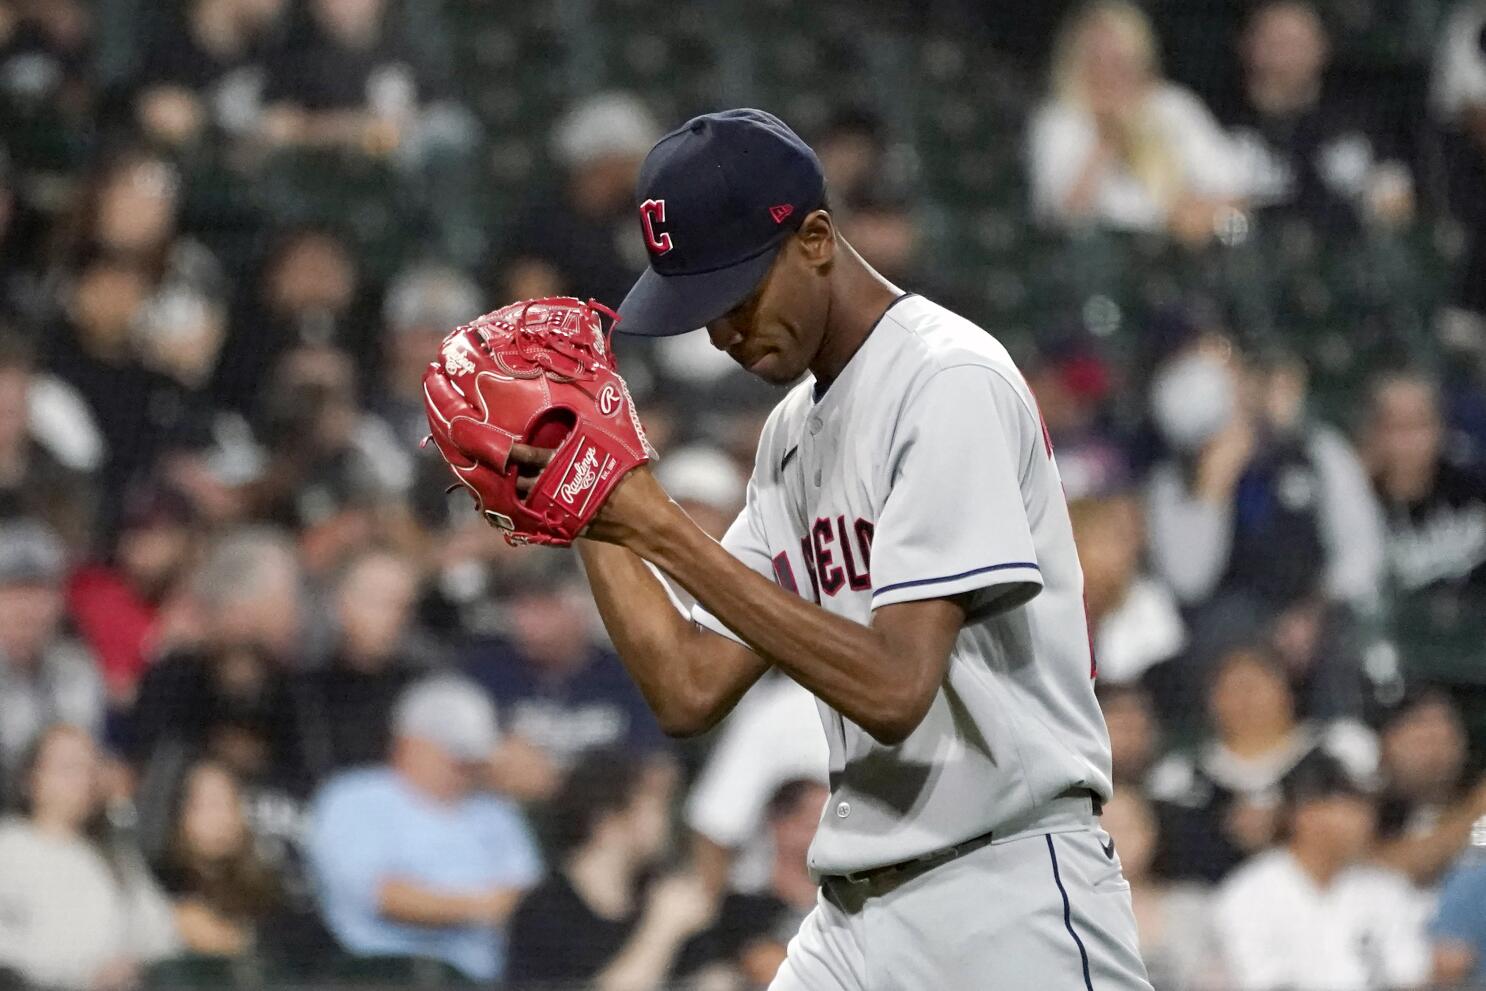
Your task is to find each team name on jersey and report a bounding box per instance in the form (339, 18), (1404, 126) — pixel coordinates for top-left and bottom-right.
(771, 514), (875, 601)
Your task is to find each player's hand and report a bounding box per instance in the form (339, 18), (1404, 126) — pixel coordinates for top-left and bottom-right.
(508, 443), (556, 501)
(509, 444), (674, 549)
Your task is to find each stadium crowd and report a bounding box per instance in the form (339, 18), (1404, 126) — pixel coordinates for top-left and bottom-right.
(0, 0), (1485, 988)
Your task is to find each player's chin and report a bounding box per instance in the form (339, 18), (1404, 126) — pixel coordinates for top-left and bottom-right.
(742, 351), (804, 385)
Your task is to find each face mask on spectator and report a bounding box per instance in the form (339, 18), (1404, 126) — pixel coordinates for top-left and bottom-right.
(1150, 349), (1235, 453)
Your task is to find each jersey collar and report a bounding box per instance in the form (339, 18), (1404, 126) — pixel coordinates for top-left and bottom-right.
(810, 292), (917, 405)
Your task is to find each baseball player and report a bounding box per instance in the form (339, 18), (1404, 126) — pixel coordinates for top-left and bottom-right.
(504, 109), (1151, 989)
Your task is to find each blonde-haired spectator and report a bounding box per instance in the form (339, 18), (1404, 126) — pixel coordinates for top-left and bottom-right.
(1029, 1), (1244, 240)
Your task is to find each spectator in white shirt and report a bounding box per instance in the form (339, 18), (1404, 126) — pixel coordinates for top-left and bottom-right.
(1213, 755), (1431, 991)
(685, 673), (828, 895)
(1028, 0), (1244, 241)
(0, 724), (180, 989)
(1069, 495), (1186, 688)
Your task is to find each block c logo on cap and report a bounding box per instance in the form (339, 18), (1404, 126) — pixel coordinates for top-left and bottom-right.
(639, 199), (673, 255)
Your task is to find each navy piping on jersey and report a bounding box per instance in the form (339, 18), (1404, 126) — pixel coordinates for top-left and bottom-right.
(1045, 834), (1094, 991)
(871, 561), (1040, 600)
(810, 292), (918, 403)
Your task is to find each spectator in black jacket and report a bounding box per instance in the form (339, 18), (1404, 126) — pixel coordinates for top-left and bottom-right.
(1221, 0), (1414, 230)
(296, 548), (433, 779)
(506, 750), (714, 991)
(1364, 370), (1486, 685)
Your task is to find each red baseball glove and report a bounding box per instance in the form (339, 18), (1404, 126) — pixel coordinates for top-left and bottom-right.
(422, 296), (653, 546)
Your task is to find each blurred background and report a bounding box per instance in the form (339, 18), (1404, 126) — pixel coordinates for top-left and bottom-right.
(1, 0), (1486, 988)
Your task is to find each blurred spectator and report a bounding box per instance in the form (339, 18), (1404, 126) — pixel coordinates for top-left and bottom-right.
(213, 226), (365, 416)
(1101, 790), (1223, 991)
(496, 92), (659, 309)
(0, 519), (103, 782)
(296, 548), (433, 778)
(246, 343), (413, 575)
(0, 0), (94, 176)
(654, 445), (746, 543)
(1363, 370), (1486, 684)
(1147, 341), (1383, 615)
(1069, 495), (1185, 686)
(131, 0), (285, 152)
(128, 526), (310, 878)
(45, 253), (202, 503)
(1149, 645), (1377, 882)
(67, 484), (197, 708)
(0, 333), (95, 551)
(1372, 691), (1486, 888)
(375, 261), (482, 448)
(1145, 342), (1382, 719)
(1211, 755), (1430, 990)
(813, 106), (891, 205)
(465, 552), (668, 776)
(507, 749), (713, 991)
(685, 673), (829, 895)
(1433, 0), (1486, 319)
(374, 261), (482, 526)
(679, 778), (827, 988)
(56, 150), (223, 299)
(1097, 682), (1161, 787)
(1430, 818), (1486, 988)
(154, 759), (286, 958)
(1029, 0), (1244, 240)
(1223, 1), (1414, 230)
(0, 725), (179, 989)
(1025, 340), (1129, 499)
(307, 675), (540, 982)
(258, 0), (471, 167)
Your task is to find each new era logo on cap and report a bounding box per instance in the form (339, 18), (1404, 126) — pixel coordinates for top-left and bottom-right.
(617, 109), (826, 337)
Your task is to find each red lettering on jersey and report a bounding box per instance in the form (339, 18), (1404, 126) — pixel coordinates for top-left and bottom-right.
(837, 516), (871, 591)
(799, 535), (821, 602)
(812, 517), (845, 596)
(639, 199), (673, 255)
(853, 518), (875, 569)
(772, 551), (799, 595)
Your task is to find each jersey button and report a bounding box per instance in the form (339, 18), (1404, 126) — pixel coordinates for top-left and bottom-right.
(808, 417), (822, 435)
(835, 801), (851, 818)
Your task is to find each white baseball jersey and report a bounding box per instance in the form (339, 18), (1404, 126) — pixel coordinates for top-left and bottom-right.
(692, 293), (1113, 877)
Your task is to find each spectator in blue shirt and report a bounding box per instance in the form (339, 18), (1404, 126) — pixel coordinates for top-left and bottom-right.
(1431, 825), (1486, 988)
(306, 675), (541, 982)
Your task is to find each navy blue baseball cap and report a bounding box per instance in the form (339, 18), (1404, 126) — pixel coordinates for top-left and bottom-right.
(617, 109), (826, 337)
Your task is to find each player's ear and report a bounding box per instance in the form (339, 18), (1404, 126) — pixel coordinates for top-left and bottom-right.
(796, 209), (836, 269)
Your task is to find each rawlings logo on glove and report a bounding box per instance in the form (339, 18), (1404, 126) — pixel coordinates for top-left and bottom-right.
(421, 297), (653, 546)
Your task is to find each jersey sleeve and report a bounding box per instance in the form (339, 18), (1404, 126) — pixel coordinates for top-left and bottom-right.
(691, 467), (777, 645)
(870, 364), (1044, 613)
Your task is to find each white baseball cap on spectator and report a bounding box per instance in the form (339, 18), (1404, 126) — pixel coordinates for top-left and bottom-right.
(383, 263), (484, 336)
(552, 92), (661, 169)
(654, 445), (746, 515)
(393, 675), (500, 761)
(0, 519), (66, 586)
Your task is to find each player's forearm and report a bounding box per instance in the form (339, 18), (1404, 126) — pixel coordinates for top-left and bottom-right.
(630, 505), (941, 745)
(576, 539), (768, 734)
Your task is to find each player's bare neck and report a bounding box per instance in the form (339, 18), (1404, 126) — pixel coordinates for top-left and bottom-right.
(809, 244), (901, 389)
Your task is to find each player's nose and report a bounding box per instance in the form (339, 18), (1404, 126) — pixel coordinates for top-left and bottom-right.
(706, 318), (742, 352)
